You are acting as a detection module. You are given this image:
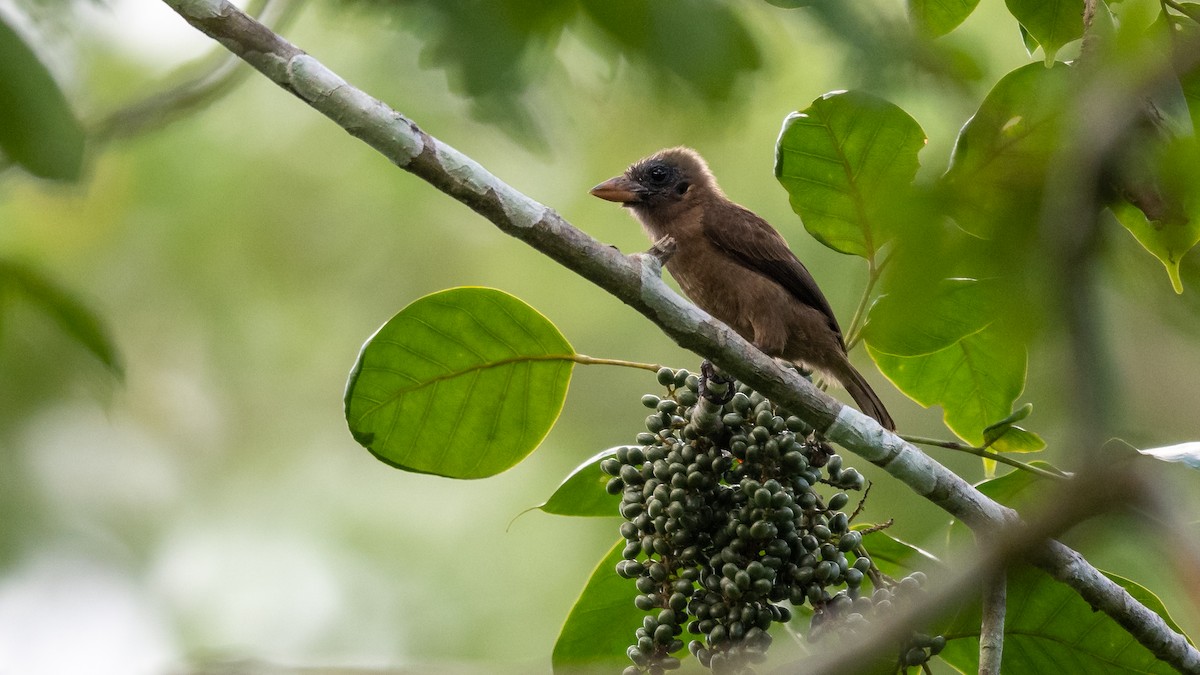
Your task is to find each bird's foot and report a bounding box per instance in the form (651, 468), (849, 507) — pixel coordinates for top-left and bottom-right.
(647, 235), (678, 263)
(698, 360), (734, 405)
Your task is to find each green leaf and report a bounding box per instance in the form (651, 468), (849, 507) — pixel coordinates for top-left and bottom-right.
(580, 0), (762, 100)
(938, 566), (1186, 674)
(907, 0), (981, 37)
(988, 425), (1046, 453)
(983, 402), (1032, 431)
(859, 530), (945, 579)
(945, 460), (1063, 551)
(535, 447), (622, 517)
(943, 62), (1072, 239)
(1151, 9), (1200, 133)
(344, 287), (574, 479)
(868, 326), (1026, 446)
(553, 539), (642, 673)
(1019, 23), (1040, 56)
(0, 260), (122, 376)
(982, 404), (1046, 452)
(1004, 0), (1085, 61)
(1112, 198), (1200, 294)
(775, 90), (927, 259)
(863, 278), (999, 357)
(0, 15), (84, 180)
(941, 470), (1185, 672)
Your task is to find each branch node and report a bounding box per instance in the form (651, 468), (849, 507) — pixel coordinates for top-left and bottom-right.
(647, 234), (678, 263)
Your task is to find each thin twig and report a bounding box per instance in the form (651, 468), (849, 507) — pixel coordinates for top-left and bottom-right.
(901, 435), (1069, 480)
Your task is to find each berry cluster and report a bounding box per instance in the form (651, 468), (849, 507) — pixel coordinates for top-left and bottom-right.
(602, 367), (936, 674)
(808, 570), (946, 666)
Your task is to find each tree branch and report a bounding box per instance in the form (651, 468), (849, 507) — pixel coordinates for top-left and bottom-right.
(979, 572), (1006, 675)
(156, 2), (1200, 671)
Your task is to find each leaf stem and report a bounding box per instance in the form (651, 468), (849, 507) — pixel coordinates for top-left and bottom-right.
(573, 354), (663, 371)
(844, 251), (890, 352)
(901, 434), (1070, 481)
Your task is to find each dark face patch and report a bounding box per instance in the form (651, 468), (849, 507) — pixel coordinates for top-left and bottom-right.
(629, 159), (690, 207)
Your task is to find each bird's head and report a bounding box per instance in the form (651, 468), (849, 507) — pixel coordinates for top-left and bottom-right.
(590, 147), (718, 221)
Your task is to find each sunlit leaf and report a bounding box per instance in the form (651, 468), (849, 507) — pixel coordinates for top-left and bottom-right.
(869, 327), (1025, 446)
(938, 566), (1185, 674)
(775, 90), (926, 259)
(0, 260), (121, 376)
(1136, 441), (1200, 469)
(535, 447), (622, 517)
(0, 14), (85, 180)
(907, 0), (981, 37)
(944, 62), (1072, 239)
(553, 539), (642, 673)
(1004, 0), (1084, 62)
(345, 287), (574, 479)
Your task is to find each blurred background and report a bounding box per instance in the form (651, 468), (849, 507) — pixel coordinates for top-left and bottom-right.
(1, 0), (1199, 673)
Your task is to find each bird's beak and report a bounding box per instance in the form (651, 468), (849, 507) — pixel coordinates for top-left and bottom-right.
(590, 176), (642, 204)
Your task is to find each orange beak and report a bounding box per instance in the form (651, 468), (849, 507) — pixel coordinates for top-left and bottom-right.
(590, 176), (642, 204)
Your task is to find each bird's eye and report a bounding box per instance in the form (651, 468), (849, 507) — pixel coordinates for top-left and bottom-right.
(647, 166), (670, 184)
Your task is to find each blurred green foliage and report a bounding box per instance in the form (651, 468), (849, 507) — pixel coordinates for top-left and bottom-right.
(1, 0), (1199, 672)
(340, 0), (760, 144)
(0, 15), (84, 180)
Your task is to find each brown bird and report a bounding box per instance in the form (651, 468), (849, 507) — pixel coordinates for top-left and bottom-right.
(591, 147), (895, 430)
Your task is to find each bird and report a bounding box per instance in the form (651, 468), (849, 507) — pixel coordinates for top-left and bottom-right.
(590, 147), (895, 430)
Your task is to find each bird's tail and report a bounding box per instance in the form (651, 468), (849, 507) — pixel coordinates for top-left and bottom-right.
(833, 360), (895, 431)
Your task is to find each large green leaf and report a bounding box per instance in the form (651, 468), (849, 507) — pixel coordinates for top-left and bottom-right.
(907, 0), (981, 37)
(345, 287), (573, 479)
(0, 260), (122, 376)
(943, 62), (1072, 239)
(869, 326), (1026, 446)
(863, 278), (998, 357)
(534, 447), (622, 517)
(939, 470), (1186, 672)
(1004, 0), (1085, 61)
(0, 15), (84, 180)
(553, 539), (642, 673)
(775, 90), (927, 259)
(938, 566), (1186, 674)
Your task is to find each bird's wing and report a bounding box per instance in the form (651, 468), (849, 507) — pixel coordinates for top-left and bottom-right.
(703, 201), (844, 340)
